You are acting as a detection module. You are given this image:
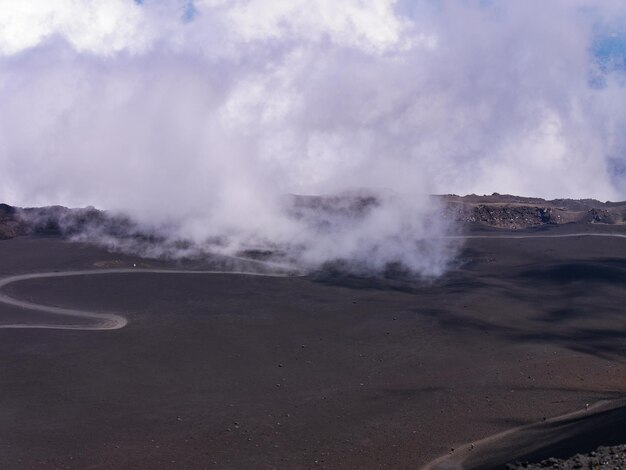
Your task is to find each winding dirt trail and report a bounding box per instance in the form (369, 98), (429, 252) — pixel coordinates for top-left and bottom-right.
(1, 231), (624, 331)
(0, 268), (295, 331)
(453, 232), (626, 239)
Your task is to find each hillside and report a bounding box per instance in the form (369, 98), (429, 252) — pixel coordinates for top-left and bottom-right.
(442, 193), (626, 229)
(1, 194), (625, 242)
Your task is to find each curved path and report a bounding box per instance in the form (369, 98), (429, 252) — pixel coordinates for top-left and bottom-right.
(0, 268), (296, 331)
(1, 231), (624, 331)
(452, 232), (626, 240)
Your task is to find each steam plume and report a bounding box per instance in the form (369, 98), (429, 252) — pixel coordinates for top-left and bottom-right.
(1, 1), (625, 274)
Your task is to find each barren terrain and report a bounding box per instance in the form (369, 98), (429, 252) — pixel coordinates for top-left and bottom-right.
(0, 197), (625, 469)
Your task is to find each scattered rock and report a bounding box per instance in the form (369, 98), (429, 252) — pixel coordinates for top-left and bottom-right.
(507, 444), (626, 469)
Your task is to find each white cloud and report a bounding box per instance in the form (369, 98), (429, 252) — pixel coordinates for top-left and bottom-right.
(0, 0), (150, 55)
(223, 0), (410, 53)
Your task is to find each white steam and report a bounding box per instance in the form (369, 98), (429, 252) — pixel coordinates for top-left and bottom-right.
(0, 1), (625, 274)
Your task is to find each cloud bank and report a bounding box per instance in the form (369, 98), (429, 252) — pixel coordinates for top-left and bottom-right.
(0, 0), (625, 274)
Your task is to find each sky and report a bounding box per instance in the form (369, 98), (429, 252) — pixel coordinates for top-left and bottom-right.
(0, 0), (625, 273)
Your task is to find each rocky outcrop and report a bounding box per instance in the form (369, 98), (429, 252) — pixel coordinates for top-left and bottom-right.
(583, 208), (617, 224)
(0, 203), (139, 241)
(506, 444), (626, 469)
(0, 204), (28, 240)
(448, 204), (556, 229)
(442, 193), (626, 229)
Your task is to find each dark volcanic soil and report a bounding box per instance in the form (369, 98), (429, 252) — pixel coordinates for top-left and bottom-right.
(0, 228), (626, 469)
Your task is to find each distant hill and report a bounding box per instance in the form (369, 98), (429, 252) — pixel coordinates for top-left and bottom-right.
(0, 204), (136, 241)
(441, 193), (626, 229)
(1, 193), (625, 241)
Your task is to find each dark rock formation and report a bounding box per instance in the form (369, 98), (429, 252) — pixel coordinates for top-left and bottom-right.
(0, 204), (28, 240)
(0, 203), (142, 242)
(442, 193), (626, 229)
